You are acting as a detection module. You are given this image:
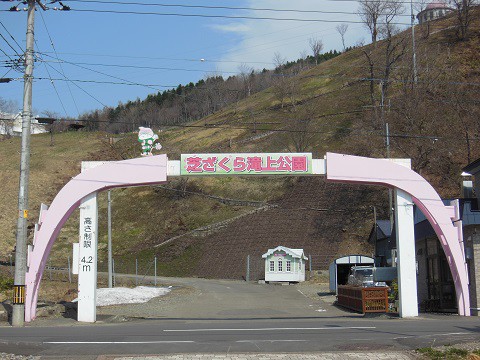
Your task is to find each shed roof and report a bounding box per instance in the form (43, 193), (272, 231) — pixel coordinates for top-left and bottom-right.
(463, 158), (480, 176)
(262, 246), (308, 260)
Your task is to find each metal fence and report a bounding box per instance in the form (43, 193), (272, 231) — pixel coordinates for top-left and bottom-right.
(1, 252), (364, 286)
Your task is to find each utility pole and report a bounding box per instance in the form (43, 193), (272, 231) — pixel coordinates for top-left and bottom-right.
(410, 0), (418, 83)
(107, 191), (113, 288)
(386, 123), (394, 231)
(12, 0), (36, 327)
(373, 206), (377, 264)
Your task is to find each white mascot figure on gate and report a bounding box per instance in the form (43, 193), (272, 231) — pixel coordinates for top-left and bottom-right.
(138, 127), (162, 156)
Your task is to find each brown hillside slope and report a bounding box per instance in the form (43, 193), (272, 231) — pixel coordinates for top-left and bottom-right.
(153, 178), (382, 280)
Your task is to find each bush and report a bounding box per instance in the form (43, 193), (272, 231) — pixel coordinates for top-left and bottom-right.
(0, 275), (14, 292)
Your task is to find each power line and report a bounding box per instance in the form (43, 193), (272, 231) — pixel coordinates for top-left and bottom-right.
(64, 0), (412, 18)
(38, 10), (81, 117)
(0, 115), (473, 143)
(39, 58), (239, 75)
(37, 51), (277, 65)
(38, 52), (168, 92)
(67, 8), (412, 25)
(42, 62), (108, 108)
(0, 20), (24, 54)
(32, 76), (173, 87)
(26, 70), (480, 90)
(0, 32), (23, 59)
(34, 46), (69, 117)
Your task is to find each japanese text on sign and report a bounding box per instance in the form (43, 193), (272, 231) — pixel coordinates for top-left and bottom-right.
(83, 217), (92, 249)
(181, 153), (312, 176)
(80, 216), (94, 272)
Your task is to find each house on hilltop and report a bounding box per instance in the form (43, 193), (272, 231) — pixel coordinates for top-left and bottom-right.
(417, 2), (453, 24)
(0, 112), (47, 136)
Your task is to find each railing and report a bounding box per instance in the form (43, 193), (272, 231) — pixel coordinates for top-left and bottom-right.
(337, 285), (389, 313)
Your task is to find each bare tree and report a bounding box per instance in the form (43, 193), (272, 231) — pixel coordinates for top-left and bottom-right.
(0, 97), (18, 137)
(360, 0), (406, 126)
(358, 0), (386, 46)
(272, 53), (288, 108)
(41, 110), (60, 146)
(286, 116), (316, 152)
(450, 0), (477, 40)
(299, 50), (309, 71)
(362, 48), (378, 111)
(336, 24), (349, 51)
(238, 63), (254, 97)
(378, 0), (406, 99)
(309, 38), (324, 65)
(273, 52), (286, 69)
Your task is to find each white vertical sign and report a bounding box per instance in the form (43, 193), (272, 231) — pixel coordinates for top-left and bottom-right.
(394, 189), (419, 318)
(76, 161), (105, 323)
(78, 192), (98, 322)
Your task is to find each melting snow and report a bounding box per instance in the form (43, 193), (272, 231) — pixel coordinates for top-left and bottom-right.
(73, 286), (171, 306)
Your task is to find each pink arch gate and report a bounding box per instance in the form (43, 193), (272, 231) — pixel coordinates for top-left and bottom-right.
(24, 152), (471, 322)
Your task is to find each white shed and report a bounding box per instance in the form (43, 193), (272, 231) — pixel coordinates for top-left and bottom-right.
(262, 246), (308, 283)
(328, 255), (375, 293)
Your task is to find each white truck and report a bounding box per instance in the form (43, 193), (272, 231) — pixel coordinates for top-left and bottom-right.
(347, 266), (388, 287)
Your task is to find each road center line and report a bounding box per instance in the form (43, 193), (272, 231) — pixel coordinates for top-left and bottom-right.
(236, 340), (307, 343)
(164, 326), (376, 332)
(44, 341), (195, 344)
(393, 332), (471, 340)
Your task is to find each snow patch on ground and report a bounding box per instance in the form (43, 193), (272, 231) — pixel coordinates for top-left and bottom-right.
(73, 286), (171, 306)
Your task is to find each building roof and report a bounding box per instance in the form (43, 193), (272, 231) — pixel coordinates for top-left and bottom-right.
(415, 198), (480, 241)
(262, 246), (308, 260)
(463, 158), (480, 176)
(425, 2), (450, 10)
(376, 220), (392, 238)
(333, 255), (374, 265)
(368, 220), (392, 244)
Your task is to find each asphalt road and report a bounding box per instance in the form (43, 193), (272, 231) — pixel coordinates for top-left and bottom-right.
(0, 277), (479, 357)
(0, 316), (479, 357)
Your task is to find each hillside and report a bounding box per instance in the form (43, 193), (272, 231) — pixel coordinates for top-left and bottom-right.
(1, 11), (479, 280)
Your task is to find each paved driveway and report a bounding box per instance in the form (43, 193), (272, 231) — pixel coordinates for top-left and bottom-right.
(96, 277), (354, 320)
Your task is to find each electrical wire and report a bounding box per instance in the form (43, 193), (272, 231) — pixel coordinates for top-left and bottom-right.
(26, 70), (480, 90)
(41, 59), (239, 75)
(68, 8), (412, 26)
(39, 10), (81, 117)
(0, 33), (22, 59)
(32, 76), (172, 87)
(10, 117), (460, 141)
(42, 62), (108, 108)
(39, 52), (168, 92)
(64, 0), (412, 18)
(34, 44), (69, 117)
(38, 51), (277, 66)
(0, 20), (23, 54)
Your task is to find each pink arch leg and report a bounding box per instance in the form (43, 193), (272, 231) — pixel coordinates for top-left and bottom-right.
(25, 155), (168, 322)
(326, 152), (470, 316)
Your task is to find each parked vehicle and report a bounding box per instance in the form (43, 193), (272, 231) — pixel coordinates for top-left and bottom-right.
(347, 266), (386, 287)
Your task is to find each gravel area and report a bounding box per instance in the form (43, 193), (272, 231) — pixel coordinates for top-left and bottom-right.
(0, 353), (39, 360)
(96, 285), (199, 319)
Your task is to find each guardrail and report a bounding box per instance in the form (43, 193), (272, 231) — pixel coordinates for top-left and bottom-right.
(337, 285), (389, 313)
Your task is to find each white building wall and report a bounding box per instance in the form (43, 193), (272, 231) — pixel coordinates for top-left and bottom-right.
(264, 254), (305, 282)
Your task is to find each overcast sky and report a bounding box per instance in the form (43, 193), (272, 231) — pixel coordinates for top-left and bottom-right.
(0, 0), (411, 118)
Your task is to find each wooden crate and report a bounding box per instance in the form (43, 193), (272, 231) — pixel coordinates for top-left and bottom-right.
(337, 285), (389, 313)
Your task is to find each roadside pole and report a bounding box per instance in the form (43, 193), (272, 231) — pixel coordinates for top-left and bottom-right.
(108, 191), (113, 288)
(12, 0), (36, 327)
